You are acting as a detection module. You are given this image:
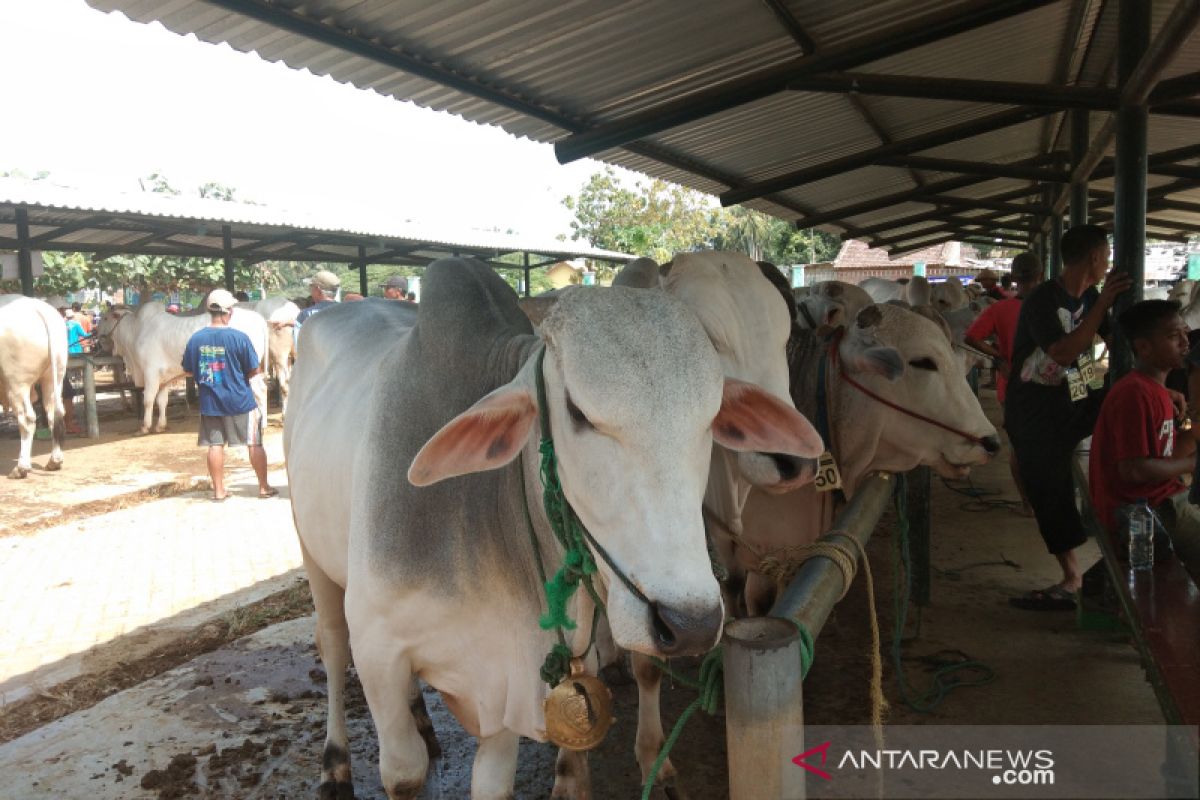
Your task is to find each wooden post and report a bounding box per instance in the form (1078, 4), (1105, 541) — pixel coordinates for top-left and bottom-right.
(1111, 0), (1150, 380)
(523, 252), (531, 298)
(907, 465), (932, 607)
(222, 224), (235, 292)
(358, 245), (369, 297)
(1070, 109), (1090, 229)
(83, 357), (99, 439)
(16, 206), (34, 297)
(724, 618), (804, 800)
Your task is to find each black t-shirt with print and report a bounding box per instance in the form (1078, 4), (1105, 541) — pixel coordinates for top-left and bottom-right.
(1005, 279), (1110, 438)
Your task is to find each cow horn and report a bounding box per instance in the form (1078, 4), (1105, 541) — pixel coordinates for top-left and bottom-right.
(856, 305), (883, 329)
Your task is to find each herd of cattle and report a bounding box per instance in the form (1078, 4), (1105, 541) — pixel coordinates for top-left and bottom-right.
(1, 253), (1012, 797)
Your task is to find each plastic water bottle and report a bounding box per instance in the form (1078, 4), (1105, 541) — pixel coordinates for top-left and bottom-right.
(1127, 499), (1154, 571)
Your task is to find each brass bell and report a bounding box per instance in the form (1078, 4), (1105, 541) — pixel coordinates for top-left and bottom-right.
(542, 658), (614, 751)
(1180, 416), (1193, 432)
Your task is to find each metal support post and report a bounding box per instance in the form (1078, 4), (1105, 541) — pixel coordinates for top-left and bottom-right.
(1049, 213), (1064, 278)
(16, 206), (34, 297)
(221, 224), (235, 292)
(1111, 0), (1151, 380)
(83, 357), (99, 439)
(358, 245), (368, 296)
(907, 466), (932, 607)
(523, 252), (531, 298)
(724, 618), (805, 800)
(1070, 109), (1090, 228)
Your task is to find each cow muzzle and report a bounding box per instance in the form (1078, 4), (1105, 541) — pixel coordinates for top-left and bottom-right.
(649, 600), (724, 656)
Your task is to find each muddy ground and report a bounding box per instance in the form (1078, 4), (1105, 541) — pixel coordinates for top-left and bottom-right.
(0, 389), (1165, 798)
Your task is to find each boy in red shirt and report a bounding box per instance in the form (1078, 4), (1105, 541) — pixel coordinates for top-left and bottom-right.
(1090, 300), (1199, 583)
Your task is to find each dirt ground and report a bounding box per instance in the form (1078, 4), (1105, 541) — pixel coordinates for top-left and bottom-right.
(0, 387), (1167, 799)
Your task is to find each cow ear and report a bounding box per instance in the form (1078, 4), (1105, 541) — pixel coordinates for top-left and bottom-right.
(712, 379), (823, 458)
(841, 335), (906, 382)
(408, 385), (537, 486)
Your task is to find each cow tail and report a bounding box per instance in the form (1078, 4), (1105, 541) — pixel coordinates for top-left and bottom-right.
(41, 306), (69, 423)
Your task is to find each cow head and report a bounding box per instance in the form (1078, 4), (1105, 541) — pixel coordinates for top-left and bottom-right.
(95, 306), (134, 356)
(838, 304), (999, 479)
(664, 252), (823, 497)
(797, 280), (873, 334)
(409, 286), (821, 658)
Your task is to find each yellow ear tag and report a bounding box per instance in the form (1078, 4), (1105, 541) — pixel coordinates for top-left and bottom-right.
(814, 451), (844, 493)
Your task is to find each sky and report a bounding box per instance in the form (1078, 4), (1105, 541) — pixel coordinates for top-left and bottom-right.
(0, 0), (620, 243)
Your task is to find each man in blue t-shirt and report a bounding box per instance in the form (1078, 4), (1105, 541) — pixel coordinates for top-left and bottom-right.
(182, 289), (276, 502)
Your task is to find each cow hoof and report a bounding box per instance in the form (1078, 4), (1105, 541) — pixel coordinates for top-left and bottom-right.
(44, 458), (63, 472)
(659, 779), (688, 800)
(317, 780), (355, 799)
(7, 466), (29, 479)
(136, 428), (150, 436)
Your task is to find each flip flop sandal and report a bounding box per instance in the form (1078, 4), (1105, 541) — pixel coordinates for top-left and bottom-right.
(258, 488), (279, 499)
(1008, 585), (1076, 611)
(211, 495), (229, 503)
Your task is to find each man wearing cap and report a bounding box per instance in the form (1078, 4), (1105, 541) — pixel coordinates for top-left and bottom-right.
(975, 268), (1007, 301)
(182, 289), (276, 502)
(382, 275), (409, 300)
(272, 270), (340, 342)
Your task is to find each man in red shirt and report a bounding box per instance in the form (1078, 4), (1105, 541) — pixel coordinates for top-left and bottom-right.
(965, 252), (1043, 515)
(1090, 300), (1199, 583)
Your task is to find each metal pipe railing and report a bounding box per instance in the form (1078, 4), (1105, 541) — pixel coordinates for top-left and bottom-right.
(723, 472), (895, 800)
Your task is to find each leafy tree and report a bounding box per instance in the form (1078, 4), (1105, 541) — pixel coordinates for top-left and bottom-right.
(563, 169), (841, 268)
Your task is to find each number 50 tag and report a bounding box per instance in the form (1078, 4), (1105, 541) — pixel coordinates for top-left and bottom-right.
(814, 451), (843, 492)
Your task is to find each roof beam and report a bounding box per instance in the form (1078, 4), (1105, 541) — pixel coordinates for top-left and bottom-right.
(554, 0), (1061, 164)
(853, 210), (1013, 240)
(868, 221), (1030, 250)
(1049, 0), (1200, 221)
(784, 71), (1119, 109)
(721, 107), (1054, 205)
(1149, 70), (1200, 105)
(793, 175), (992, 229)
(913, 193), (1050, 216)
(759, 0), (817, 54)
(28, 215), (112, 246)
(875, 155), (1071, 183)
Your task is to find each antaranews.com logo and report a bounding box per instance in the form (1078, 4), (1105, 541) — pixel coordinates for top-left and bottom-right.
(794, 740), (1056, 787)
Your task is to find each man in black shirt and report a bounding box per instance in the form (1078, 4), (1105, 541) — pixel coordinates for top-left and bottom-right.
(1006, 225), (1131, 610)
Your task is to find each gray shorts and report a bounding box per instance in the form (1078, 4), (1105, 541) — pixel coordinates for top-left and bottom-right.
(198, 409), (264, 447)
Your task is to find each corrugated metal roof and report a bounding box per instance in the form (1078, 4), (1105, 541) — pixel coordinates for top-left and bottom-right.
(0, 178), (632, 263)
(82, 0), (1200, 249)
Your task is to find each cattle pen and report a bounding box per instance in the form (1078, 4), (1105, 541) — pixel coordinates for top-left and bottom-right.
(5, 0), (1200, 798)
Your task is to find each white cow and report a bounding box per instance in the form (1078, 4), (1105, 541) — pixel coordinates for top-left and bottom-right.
(795, 280), (873, 332)
(737, 304), (1000, 613)
(238, 297), (300, 415)
(0, 296), (68, 478)
(930, 276), (969, 312)
(284, 262), (821, 799)
(859, 276), (908, 304)
(99, 299), (268, 433)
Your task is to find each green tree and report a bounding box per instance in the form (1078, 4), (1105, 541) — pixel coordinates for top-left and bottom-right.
(563, 169), (841, 267)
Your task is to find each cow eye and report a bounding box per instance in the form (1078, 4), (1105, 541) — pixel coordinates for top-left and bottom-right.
(908, 357), (938, 371)
(566, 396), (593, 429)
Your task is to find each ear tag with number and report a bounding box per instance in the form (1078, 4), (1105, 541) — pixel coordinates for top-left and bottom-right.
(1066, 368), (1088, 402)
(1077, 351), (1103, 390)
(814, 451), (844, 492)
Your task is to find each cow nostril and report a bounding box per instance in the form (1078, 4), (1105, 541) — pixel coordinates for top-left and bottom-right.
(767, 452), (801, 481)
(650, 602), (677, 651)
(980, 435), (1001, 455)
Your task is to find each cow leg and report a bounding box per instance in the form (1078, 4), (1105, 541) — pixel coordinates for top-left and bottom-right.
(39, 370), (65, 471)
(743, 571), (776, 618)
(350, 629), (428, 799)
(138, 374), (157, 434)
(7, 387), (36, 479)
(302, 546), (355, 800)
(408, 678), (441, 760)
(631, 652), (687, 799)
(153, 379), (170, 433)
(551, 749), (591, 799)
(471, 729), (519, 800)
